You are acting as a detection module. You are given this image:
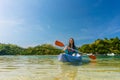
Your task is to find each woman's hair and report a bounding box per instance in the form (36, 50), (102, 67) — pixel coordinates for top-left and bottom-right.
(68, 38), (76, 49)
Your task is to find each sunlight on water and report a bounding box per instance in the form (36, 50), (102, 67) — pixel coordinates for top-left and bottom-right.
(0, 55), (120, 80)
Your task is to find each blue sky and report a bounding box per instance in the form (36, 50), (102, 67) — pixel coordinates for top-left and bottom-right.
(0, 0), (120, 47)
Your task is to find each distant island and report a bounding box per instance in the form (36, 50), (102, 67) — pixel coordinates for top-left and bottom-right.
(0, 44), (62, 55)
(0, 37), (120, 55)
(79, 37), (120, 55)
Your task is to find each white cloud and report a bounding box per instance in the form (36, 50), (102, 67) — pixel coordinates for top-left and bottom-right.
(0, 18), (47, 40)
(0, 19), (24, 26)
(98, 15), (120, 37)
(0, 18), (47, 47)
(0, 18), (46, 33)
(0, 19), (25, 34)
(0, 19), (26, 46)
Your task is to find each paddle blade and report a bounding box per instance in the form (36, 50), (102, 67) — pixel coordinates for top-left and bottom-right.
(89, 55), (96, 60)
(55, 40), (65, 47)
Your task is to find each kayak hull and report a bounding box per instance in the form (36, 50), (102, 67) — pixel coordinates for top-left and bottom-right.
(58, 53), (82, 63)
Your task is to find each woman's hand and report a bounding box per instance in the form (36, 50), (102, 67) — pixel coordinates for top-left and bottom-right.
(63, 46), (68, 51)
(67, 46), (71, 50)
(67, 47), (74, 52)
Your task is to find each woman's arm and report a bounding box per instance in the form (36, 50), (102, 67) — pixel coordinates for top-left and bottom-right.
(70, 47), (80, 53)
(63, 46), (68, 51)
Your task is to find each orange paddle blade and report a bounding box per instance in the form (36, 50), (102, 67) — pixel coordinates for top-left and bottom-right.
(55, 40), (65, 47)
(89, 55), (96, 60)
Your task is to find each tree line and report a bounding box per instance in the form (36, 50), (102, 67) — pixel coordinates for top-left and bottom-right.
(0, 37), (120, 55)
(78, 37), (120, 55)
(0, 44), (63, 55)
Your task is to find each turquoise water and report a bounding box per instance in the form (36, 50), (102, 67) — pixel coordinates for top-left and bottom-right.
(0, 55), (120, 80)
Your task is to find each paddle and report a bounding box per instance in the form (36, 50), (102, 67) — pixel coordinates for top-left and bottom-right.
(55, 40), (65, 47)
(55, 40), (96, 60)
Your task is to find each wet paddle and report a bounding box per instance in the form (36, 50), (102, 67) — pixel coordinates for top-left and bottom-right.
(55, 40), (65, 47)
(55, 40), (96, 60)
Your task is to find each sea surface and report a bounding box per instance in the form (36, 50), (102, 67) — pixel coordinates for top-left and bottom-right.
(0, 55), (120, 80)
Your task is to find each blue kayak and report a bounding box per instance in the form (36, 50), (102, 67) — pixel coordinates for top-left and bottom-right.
(58, 53), (82, 63)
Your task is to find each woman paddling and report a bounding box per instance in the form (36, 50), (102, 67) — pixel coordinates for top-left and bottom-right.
(57, 38), (82, 62)
(63, 38), (79, 56)
(56, 38), (96, 62)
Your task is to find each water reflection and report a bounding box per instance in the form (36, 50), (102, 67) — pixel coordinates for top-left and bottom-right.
(0, 55), (119, 80)
(54, 64), (78, 80)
